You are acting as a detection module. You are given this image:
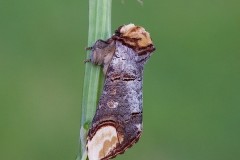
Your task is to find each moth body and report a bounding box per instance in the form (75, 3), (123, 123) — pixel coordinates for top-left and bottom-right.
(86, 24), (155, 160)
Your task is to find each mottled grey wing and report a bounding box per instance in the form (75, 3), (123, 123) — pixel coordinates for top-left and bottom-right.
(87, 42), (144, 160)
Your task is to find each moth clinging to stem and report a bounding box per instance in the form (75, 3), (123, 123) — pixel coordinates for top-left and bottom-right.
(85, 24), (155, 160)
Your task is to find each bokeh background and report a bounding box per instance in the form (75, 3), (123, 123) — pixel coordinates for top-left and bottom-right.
(1, 0), (240, 160)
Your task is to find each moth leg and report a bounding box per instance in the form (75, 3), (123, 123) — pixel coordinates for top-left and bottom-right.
(90, 39), (116, 68)
(84, 47), (93, 63)
(85, 46), (93, 50)
(84, 59), (91, 63)
(84, 40), (109, 64)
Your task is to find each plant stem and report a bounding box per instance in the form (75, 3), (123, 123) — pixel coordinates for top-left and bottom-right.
(77, 0), (112, 159)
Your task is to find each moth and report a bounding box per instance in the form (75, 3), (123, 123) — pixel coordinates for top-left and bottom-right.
(86, 24), (155, 160)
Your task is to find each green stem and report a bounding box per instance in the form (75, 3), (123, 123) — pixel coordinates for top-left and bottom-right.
(77, 0), (112, 159)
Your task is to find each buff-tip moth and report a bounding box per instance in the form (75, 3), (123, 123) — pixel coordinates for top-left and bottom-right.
(86, 24), (155, 160)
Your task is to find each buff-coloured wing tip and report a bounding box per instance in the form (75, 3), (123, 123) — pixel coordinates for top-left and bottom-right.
(87, 126), (119, 160)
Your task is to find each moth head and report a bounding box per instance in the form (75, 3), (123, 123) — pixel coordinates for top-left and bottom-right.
(115, 24), (155, 54)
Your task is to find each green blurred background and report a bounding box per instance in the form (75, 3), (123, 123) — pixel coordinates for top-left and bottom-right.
(1, 0), (240, 160)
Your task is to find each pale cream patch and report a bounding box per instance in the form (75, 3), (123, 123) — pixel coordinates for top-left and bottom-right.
(120, 23), (135, 34)
(87, 126), (118, 160)
(135, 124), (142, 132)
(107, 100), (119, 108)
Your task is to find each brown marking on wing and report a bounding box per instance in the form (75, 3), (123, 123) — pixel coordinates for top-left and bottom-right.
(110, 74), (121, 81)
(99, 136), (118, 159)
(122, 73), (137, 81)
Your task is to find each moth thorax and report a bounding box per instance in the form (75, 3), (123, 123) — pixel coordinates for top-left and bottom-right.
(118, 23), (153, 49)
